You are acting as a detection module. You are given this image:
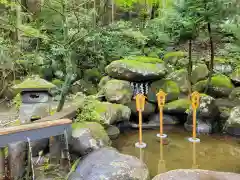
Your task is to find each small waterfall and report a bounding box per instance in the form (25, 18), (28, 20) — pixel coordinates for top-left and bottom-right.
(130, 82), (149, 96)
(27, 137), (35, 180)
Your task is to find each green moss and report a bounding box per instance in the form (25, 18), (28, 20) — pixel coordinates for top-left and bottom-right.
(127, 56), (163, 63)
(13, 76), (56, 90)
(72, 121), (109, 142)
(214, 57), (228, 63)
(164, 99), (191, 110)
(120, 60), (161, 71)
(164, 51), (187, 59)
(193, 74), (234, 91)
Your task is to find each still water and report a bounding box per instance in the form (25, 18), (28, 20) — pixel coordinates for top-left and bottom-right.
(113, 127), (240, 178)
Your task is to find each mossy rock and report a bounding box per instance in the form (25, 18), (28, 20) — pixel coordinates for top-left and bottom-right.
(105, 57), (166, 82)
(126, 100), (156, 117)
(193, 74), (234, 97)
(229, 87), (240, 101)
(225, 106), (240, 133)
(147, 80), (180, 103)
(76, 99), (131, 125)
(166, 69), (189, 93)
(213, 57), (233, 75)
(127, 56), (164, 63)
(98, 76), (112, 89)
(163, 51), (187, 66)
(13, 76), (56, 91)
(84, 68), (102, 83)
(72, 121), (111, 145)
(164, 99), (191, 114)
(191, 63), (209, 84)
(230, 68), (240, 85)
(103, 79), (133, 105)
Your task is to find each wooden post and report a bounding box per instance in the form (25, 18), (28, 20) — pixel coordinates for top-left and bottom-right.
(0, 148), (5, 179)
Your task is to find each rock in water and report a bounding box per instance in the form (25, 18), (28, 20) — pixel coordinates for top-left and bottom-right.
(103, 79), (133, 105)
(152, 169), (240, 180)
(225, 106), (240, 136)
(70, 122), (111, 156)
(105, 57), (166, 82)
(184, 118), (212, 134)
(8, 141), (27, 180)
(148, 114), (180, 126)
(68, 147), (150, 180)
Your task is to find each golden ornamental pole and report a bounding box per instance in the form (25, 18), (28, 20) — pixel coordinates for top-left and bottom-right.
(135, 93), (147, 149)
(156, 90), (167, 138)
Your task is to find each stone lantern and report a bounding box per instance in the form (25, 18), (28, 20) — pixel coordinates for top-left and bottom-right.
(13, 76), (56, 124)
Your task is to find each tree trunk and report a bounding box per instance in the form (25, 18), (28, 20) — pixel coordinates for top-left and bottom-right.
(111, 0), (114, 23)
(204, 22), (214, 94)
(187, 39), (192, 95)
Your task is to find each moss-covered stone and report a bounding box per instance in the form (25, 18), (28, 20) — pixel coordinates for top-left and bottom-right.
(164, 51), (187, 66)
(76, 99), (131, 125)
(193, 74), (234, 97)
(84, 68), (102, 83)
(98, 76), (111, 89)
(105, 57), (166, 81)
(229, 87), (240, 101)
(164, 99), (191, 114)
(103, 79), (133, 105)
(72, 121), (111, 145)
(147, 80), (180, 103)
(213, 57), (233, 75)
(191, 63), (209, 84)
(166, 69), (189, 93)
(51, 79), (64, 87)
(127, 56), (163, 63)
(230, 68), (240, 84)
(13, 76), (56, 91)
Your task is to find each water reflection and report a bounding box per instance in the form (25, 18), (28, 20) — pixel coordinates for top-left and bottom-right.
(191, 142), (199, 169)
(158, 138), (167, 174)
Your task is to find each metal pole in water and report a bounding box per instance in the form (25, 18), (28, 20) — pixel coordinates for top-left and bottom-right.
(135, 94), (147, 149)
(158, 138), (166, 173)
(191, 142), (199, 169)
(156, 90), (167, 138)
(188, 91), (200, 143)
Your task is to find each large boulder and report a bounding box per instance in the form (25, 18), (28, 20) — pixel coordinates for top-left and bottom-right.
(230, 68), (240, 85)
(225, 106), (240, 136)
(191, 63), (209, 84)
(105, 57), (166, 81)
(68, 147), (150, 180)
(166, 69), (189, 93)
(126, 100), (156, 117)
(103, 79), (133, 105)
(193, 74), (234, 97)
(147, 80), (180, 103)
(152, 169), (240, 180)
(70, 122), (111, 156)
(164, 99), (191, 114)
(229, 87), (240, 101)
(76, 99), (131, 125)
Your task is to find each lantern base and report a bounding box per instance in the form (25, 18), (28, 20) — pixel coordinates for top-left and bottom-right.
(188, 137), (200, 143)
(157, 133), (168, 138)
(135, 142), (147, 149)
